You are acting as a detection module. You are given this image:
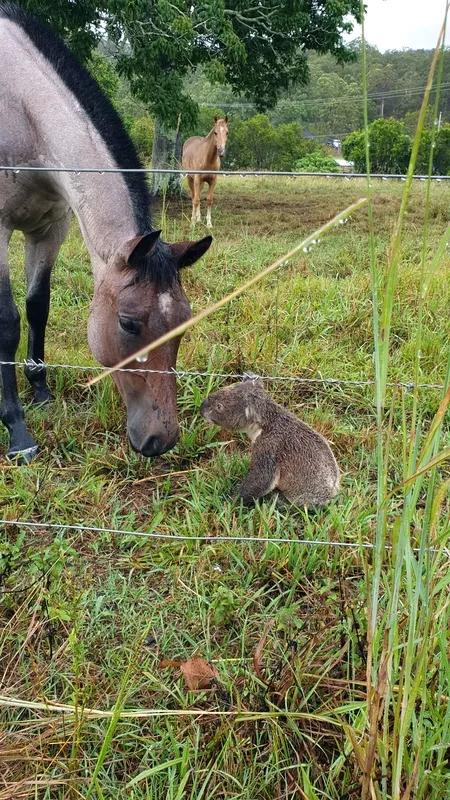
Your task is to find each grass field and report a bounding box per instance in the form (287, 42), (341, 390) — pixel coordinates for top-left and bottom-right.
(1, 177), (449, 799)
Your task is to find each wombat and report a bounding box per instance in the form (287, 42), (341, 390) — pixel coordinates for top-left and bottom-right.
(200, 378), (340, 507)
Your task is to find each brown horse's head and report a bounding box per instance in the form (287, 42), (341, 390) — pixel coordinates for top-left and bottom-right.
(88, 231), (212, 457)
(213, 116), (229, 157)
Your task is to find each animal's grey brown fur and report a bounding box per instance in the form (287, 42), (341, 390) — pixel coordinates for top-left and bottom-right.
(200, 379), (340, 507)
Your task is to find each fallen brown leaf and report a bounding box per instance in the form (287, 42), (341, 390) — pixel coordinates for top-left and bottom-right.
(180, 657), (219, 690)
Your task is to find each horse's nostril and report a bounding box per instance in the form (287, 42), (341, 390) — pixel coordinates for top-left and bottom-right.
(139, 433), (178, 457)
(140, 435), (163, 457)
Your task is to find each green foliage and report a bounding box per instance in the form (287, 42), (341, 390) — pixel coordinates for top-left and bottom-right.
(343, 118), (411, 173)
(295, 152), (339, 173)
(20, 0), (100, 61)
(18, 0), (362, 128)
(343, 118), (450, 175)
(129, 116), (155, 164)
(182, 106), (227, 139)
(417, 124), (450, 175)
(87, 51), (119, 103)
(226, 114), (317, 171)
(434, 124), (450, 175)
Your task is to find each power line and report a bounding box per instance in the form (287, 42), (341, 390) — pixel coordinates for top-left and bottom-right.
(198, 83), (450, 110)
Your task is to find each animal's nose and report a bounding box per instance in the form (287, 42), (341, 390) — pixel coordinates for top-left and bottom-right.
(218, 147), (225, 156)
(139, 434), (176, 457)
(199, 399), (209, 417)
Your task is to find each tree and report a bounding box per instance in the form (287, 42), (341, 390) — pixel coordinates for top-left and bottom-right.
(21, 1), (362, 190)
(342, 118), (411, 174)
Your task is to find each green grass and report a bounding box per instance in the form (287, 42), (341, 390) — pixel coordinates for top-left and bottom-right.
(1, 177), (449, 799)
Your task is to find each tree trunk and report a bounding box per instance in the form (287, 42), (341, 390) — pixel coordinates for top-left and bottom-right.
(151, 117), (182, 196)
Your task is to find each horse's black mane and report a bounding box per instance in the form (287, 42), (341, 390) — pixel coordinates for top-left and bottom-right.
(0, 2), (177, 287)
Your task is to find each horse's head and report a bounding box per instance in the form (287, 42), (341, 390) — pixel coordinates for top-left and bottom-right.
(213, 116), (229, 157)
(88, 231), (212, 457)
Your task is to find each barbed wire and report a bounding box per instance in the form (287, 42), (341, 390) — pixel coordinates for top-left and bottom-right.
(1, 519), (448, 556)
(0, 165), (448, 180)
(1, 360), (445, 391)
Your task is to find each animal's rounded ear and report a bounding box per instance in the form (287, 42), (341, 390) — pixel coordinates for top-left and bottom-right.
(125, 230), (161, 268)
(169, 235), (213, 269)
(243, 372), (263, 388)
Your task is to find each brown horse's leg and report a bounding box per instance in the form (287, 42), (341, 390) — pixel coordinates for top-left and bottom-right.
(206, 176), (217, 228)
(187, 176), (195, 225)
(192, 176), (202, 225)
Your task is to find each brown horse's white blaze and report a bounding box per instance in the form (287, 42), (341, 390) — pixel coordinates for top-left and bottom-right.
(0, 4), (212, 462)
(182, 116), (229, 228)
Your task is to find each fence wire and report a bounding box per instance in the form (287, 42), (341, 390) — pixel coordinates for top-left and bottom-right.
(1, 519), (448, 556)
(1, 165), (449, 180)
(1, 359), (444, 391)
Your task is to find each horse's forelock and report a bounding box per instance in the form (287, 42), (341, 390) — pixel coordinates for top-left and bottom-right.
(133, 244), (179, 291)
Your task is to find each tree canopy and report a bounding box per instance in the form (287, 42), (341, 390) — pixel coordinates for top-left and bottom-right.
(20, 0), (362, 129)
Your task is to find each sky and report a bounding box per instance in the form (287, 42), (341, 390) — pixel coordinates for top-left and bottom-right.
(347, 0), (449, 51)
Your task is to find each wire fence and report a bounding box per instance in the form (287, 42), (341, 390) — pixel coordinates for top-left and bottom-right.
(1, 359), (445, 391)
(1, 164), (449, 180)
(1, 519), (448, 556)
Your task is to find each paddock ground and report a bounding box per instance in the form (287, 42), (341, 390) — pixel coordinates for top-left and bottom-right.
(1, 177), (449, 799)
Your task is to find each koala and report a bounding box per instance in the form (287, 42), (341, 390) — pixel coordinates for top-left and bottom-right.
(200, 378), (340, 508)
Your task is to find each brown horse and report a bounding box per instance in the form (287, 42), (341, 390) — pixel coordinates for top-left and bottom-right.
(0, 4), (212, 462)
(182, 117), (229, 228)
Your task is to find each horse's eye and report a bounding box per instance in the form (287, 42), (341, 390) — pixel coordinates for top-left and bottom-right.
(119, 317), (141, 335)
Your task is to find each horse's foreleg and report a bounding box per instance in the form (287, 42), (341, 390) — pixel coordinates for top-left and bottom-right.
(24, 217), (70, 404)
(192, 177), (202, 225)
(0, 228), (38, 462)
(206, 177), (217, 229)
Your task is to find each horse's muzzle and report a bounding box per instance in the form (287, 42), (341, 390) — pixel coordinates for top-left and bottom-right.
(218, 147), (226, 157)
(128, 428), (179, 457)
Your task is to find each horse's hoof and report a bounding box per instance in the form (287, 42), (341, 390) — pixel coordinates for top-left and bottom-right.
(6, 445), (40, 465)
(31, 387), (53, 405)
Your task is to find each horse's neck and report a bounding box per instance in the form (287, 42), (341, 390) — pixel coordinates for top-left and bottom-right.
(58, 170), (137, 272)
(1, 20), (140, 273)
(203, 131), (218, 164)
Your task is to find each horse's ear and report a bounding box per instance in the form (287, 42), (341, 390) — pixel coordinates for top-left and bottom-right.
(169, 235), (213, 269)
(214, 115), (218, 122)
(125, 230), (161, 268)
(224, 115), (229, 123)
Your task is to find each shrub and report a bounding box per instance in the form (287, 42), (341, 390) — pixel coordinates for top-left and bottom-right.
(130, 116), (154, 164)
(343, 118), (411, 173)
(226, 114), (319, 171)
(295, 151), (339, 173)
(416, 123), (450, 175)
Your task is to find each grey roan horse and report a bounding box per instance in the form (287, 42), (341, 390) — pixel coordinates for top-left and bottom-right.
(0, 3), (211, 462)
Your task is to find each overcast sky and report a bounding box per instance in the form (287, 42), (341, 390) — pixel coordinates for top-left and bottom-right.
(347, 0), (449, 51)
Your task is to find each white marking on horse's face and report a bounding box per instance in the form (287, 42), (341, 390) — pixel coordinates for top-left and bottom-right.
(158, 291), (173, 318)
